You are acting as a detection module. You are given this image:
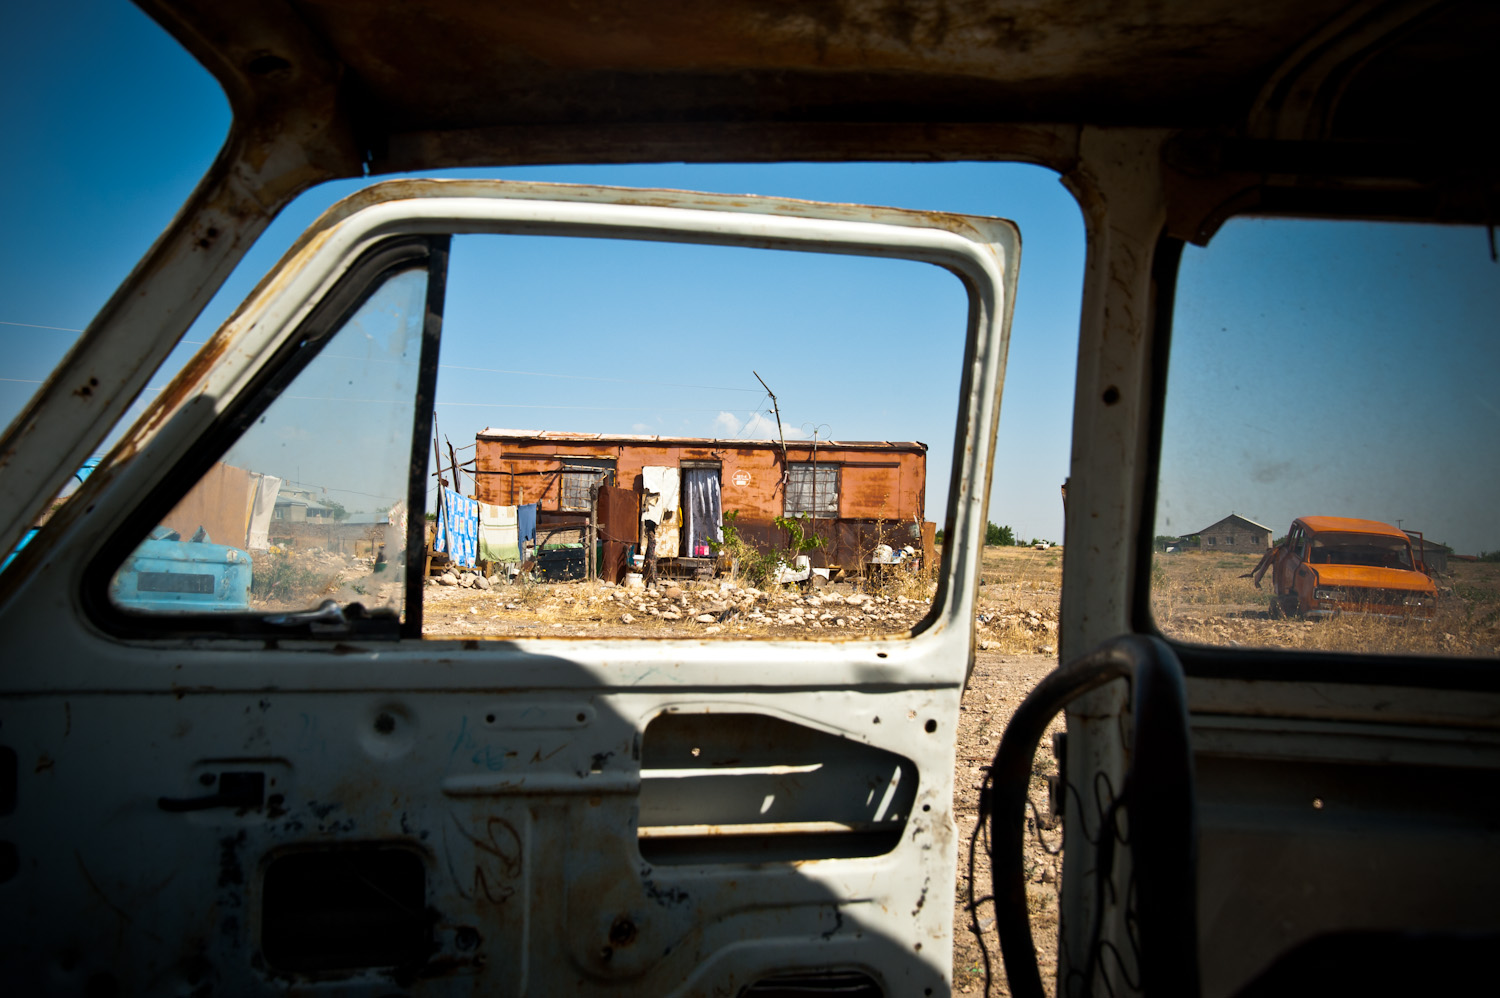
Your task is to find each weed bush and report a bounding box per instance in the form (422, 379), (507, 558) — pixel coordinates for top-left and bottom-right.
(250, 551), (336, 603)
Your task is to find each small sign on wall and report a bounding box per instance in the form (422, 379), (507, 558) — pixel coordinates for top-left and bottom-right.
(732, 470), (752, 487)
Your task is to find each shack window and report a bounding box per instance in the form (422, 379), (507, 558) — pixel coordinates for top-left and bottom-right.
(560, 459), (615, 511)
(785, 464), (839, 517)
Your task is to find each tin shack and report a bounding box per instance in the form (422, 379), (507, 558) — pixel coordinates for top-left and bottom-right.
(474, 430), (932, 578)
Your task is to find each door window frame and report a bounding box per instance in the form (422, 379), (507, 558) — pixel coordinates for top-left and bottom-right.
(83, 235), (449, 640)
(70, 181), (1017, 648)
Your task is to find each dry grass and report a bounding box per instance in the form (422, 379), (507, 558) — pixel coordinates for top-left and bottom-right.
(972, 547), (1064, 655)
(978, 545), (1064, 590)
(1151, 551), (1500, 656)
(863, 561), (938, 601)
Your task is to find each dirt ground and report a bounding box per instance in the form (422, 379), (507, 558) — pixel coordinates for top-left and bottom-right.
(954, 547), (1066, 996)
(951, 650), (1065, 997)
(419, 571), (938, 637)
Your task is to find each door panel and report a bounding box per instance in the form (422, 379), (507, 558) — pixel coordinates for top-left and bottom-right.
(0, 181), (1018, 994)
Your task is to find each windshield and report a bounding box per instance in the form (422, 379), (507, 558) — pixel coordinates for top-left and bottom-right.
(1308, 533), (1414, 570)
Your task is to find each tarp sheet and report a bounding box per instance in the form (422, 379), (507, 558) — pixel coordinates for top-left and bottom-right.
(479, 503), (520, 563)
(433, 488), (478, 567)
(246, 474), (281, 550)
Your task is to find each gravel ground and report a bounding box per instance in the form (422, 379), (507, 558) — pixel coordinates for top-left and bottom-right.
(952, 650), (1064, 997)
(421, 573), (937, 637)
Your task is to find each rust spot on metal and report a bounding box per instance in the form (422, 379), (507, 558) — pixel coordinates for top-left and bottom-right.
(608, 915), (639, 947)
(72, 377), (99, 398)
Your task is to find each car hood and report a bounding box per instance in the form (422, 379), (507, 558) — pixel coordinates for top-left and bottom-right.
(1307, 564), (1435, 592)
(129, 539), (249, 566)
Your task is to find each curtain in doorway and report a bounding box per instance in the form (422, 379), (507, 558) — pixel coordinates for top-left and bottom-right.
(683, 467), (722, 558)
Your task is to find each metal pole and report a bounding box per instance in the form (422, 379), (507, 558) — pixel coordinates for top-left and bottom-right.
(753, 370), (788, 467)
(589, 483), (598, 582)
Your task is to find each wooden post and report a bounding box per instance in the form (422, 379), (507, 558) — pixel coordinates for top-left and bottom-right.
(430, 426), (446, 579)
(588, 483), (598, 582)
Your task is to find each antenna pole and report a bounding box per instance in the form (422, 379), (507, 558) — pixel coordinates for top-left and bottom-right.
(753, 370), (788, 464)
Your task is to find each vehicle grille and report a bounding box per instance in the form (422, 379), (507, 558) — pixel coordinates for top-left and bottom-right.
(136, 572), (215, 594)
(1345, 588), (1429, 608)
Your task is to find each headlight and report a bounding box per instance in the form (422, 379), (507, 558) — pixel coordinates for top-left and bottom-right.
(1313, 587), (1346, 601)
(1403, 595), (1429, 607)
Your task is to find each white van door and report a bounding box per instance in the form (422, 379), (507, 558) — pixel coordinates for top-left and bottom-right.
(0, 181), (1018, 996)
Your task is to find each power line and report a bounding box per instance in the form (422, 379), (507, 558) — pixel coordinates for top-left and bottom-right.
(276, 393), (750, 413)
(2, 320), (757, 394)
(281, 479), (403, 504)
(439, 362), (759, 393)
(0, 320), (84, 332)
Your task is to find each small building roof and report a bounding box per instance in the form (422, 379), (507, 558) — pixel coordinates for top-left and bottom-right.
(1405, 533), (1453, 553)
(1189, 513), (1274, 536)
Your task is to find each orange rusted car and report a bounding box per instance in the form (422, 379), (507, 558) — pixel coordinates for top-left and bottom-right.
(1248, 516), (1438, 620)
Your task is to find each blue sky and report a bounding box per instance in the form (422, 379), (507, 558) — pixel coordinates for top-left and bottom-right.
(0, 1), (1084, 544)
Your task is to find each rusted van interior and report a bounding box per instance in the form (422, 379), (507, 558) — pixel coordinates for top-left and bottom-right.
(1, 2), (1496, 996)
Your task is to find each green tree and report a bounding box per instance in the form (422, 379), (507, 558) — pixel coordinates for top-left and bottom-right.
(985, 522), (1015, 546)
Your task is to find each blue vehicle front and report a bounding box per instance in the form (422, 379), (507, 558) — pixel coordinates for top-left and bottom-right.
(111, 526), (252, 613)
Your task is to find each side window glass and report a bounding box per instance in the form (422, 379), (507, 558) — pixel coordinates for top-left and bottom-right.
(1153, 219), (1498, 657)
(784, 463), (840, 517)
(108, 267), (429, 619)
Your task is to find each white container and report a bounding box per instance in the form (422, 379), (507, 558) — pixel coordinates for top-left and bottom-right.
(625, 572), (645, 589)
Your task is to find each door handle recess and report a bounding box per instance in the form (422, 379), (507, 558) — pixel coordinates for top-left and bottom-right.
(159, 771), (265, 812)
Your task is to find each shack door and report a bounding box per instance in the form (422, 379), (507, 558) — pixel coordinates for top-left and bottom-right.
(597, 484), (640, 584)
(0, 181), (1019, 995)
(640, 465), (681, 559)
(682, 465), (722, 559)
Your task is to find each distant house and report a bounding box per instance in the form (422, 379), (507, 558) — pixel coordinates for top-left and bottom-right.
(273, 485), (337, 522)
(1191, 513), (1273, 554)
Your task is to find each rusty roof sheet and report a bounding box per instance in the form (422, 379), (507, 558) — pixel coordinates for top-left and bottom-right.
(478, 429), (926, 452)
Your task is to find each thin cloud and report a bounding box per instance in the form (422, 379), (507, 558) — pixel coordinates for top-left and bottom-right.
(714, 410), (806, 439)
